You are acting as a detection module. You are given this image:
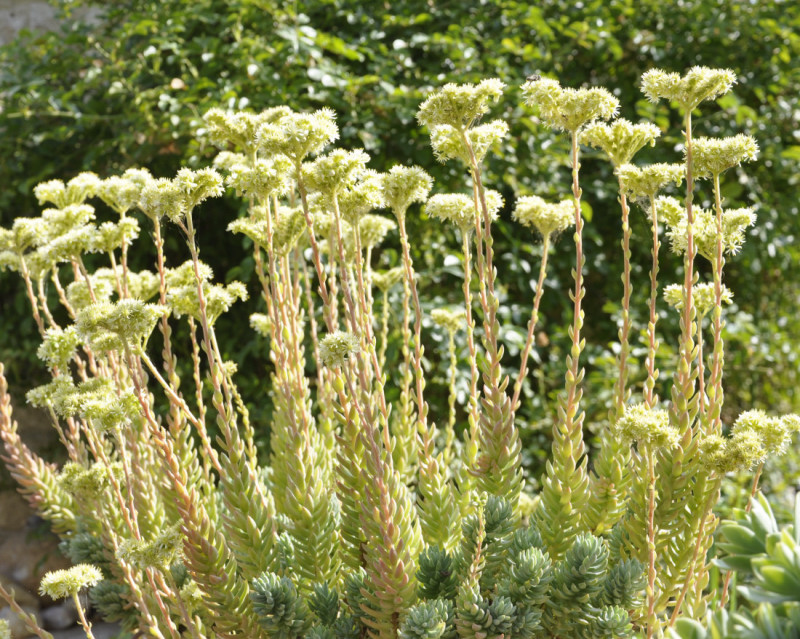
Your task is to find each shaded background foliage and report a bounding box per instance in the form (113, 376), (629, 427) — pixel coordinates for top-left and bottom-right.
(1, 0), (798, 481)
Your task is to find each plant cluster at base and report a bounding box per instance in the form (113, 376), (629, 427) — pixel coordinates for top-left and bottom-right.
(0, 67), (798, 639)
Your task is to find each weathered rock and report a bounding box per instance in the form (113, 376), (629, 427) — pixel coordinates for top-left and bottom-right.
(40, 600), (78, 631)
(51, 622), (120, 639)
(0, 491), (31, 532)
(0, 529), (70, 597)
(0, 576), (39, 610)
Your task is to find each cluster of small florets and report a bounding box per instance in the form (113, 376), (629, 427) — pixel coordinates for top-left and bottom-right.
(319, 331), (361, 368)
(351, 215), (397, 254)
(614, 404), (679, 449)
(700, 430), (765, 475)
(58, 461), (121, 500)
(372, 267), (405, 293)
(665, 206), (756, 260)
(732, 410), (795, 457)
(617, 163), (684, 201)
(76, 299), (167, 347)
(337, 170), (385, 224)
(302, 149), (371, 198)
(166, 265), (247, 325)
(431, 308), (466, 334)
(381, 165), (433, 217)
(663, 282), (733, 317)
(39, 376), (140, 432)
(256, 108), (339, 162)
(173, 168), (225, 218)
(37, 326), (81, 370)
(690, 135), (759, 178)
(512, 196), (574, 238)
(250, 313), (272, 338)
(580, 119), (661, 167)
(522, 77), (619, 132)
(138, 178), (185, 221)
(117, 525), (184, 571)
(430, 119), (509, 164)
(34, 172), (101, 208)
(425, 194), (476, 233)
(96, 169), (153, 214)
(204, 107), (292, 155)
(92, 218), (141, 254)
(39, 564), (102, 600)
(640, 66), (736, 110)
(417, 79), (505, 131)
(225, 156), (294, 201)
(271, 207), (309, 255)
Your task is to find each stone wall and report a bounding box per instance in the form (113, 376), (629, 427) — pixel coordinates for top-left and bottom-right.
(0, 0), (58, 45)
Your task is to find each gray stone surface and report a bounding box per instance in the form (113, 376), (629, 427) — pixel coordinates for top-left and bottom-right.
(41, 600), (78, 631)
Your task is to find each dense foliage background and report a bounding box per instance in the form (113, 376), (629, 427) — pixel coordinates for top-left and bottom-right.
(1, 0), (798, 479)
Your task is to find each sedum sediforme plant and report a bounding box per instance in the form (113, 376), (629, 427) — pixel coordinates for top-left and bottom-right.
(0, 68), (797, 639)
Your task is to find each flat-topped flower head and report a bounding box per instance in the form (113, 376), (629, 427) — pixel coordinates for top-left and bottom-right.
(357, 215), (396, 251)
(302, 149), (370, 198)
(654, 196), (685, 228)
(512, 196), (574, 238)
(214, 151), (248, 172)
(257, 108), (339, 162)
(41, 224), (98, 263)
(732, 409), (793, 456)
(699, 433), (759, 474)
(250, 313), (272, 337)
(783, 414), (800, 434)
(663, 282), (732, 317)
(272, 207), (308, 256)
(139, 178), (184, 221)
(320, 331), (360, 368)
(226, 156), (293, 201)
(117, 525), (184, 571)
(523, 77), (619, 132)
(641, 66), (736, 111)
(172, 168), (225, 219)
(580, 119), (661, 167)
(40, 564), (102, 600)
(40, 204), (96, 241)
(77, 299), (167, 346)
(689, 135), (758, 178)
(92, 218), (141, 254)
(125, 269), (160, 301)
(430, 120), (509, 165)
(97, 174), (150, 214)
(169, 279), (248, 325)
(372, 267), (405, 292)
(58, 461), (121, 499)
(34, 172), (101, 208)
(425, 194), (476, 233)
(431, 308), (465, 334)
(37, 326), (81, 370)
(65, 270), (115, 311)
(203, 107), (292, 154)
(417, 79), (505, 130)
(666, 206), (756, 260)
(614, 403), (678, 449)
(381, 165), (433, 217)
(617, 163), (684, 200)
(338, 170), (385, 224)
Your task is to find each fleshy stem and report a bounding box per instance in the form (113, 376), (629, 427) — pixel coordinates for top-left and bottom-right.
(72, 593), (96, 639)
(668, 477), (721, 627)
(511, 234), (550, 412)
(614, 183), (633, 421)
(719, 462), (764, 607)
(443, 326), (458, 468)
(645, 196), (661, 408)
(645, 446), (657, 639)
(537, 129), (589, 556)
(461, 232), (480, 431)
(706, 172), (726, 434)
